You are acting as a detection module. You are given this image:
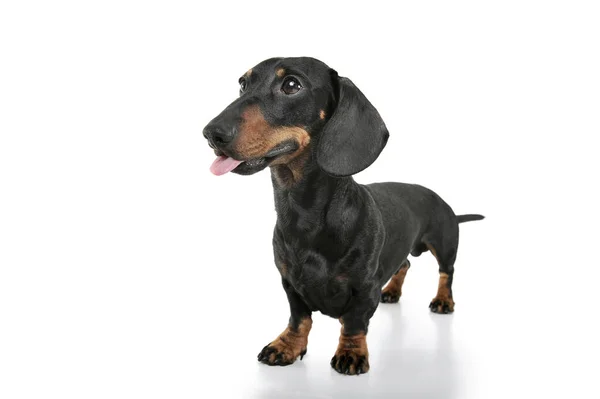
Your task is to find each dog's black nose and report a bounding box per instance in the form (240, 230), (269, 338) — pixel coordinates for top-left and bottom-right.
(203, 125), (235, 148)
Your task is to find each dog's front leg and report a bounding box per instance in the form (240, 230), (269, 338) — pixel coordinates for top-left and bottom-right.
(331, 289), (379, 375)
(257, 279), (312, 366)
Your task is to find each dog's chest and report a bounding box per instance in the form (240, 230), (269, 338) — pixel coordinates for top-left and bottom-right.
(279, 245), (352, 317)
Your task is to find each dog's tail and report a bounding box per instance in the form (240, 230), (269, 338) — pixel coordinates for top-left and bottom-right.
(457, 214), (485, 223)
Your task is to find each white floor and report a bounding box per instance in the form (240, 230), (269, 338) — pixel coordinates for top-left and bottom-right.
(202, 214), (599, 399)
(196, 216), (598, 398)
(2, 1), (599, 396)
(2, 189), (599, 399)
(234, 297), (476, 399)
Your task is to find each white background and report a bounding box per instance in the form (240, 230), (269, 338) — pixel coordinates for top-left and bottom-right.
(1, 1), (599, 398)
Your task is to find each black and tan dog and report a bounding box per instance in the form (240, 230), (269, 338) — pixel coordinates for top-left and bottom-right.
(203, 57), (484, 375)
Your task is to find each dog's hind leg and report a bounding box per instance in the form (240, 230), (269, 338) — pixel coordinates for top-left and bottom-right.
(380, 260), (410, 303)
(426, 226), (459, 313)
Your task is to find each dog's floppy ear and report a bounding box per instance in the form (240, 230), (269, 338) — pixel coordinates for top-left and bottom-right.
(316, 71), (389, 177)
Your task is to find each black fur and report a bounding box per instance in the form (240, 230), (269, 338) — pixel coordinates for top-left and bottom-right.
(316, 72), (389, 177)
(203, 57), (484, 375)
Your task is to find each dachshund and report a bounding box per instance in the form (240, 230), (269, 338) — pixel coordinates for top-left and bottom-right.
(203, 57), (484, 375)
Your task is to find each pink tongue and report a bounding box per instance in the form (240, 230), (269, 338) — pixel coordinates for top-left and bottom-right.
(210, 156), (244, 176)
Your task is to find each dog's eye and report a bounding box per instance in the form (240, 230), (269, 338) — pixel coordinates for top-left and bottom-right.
(282, 77), (302, 95)
(239, 79), (247, 93)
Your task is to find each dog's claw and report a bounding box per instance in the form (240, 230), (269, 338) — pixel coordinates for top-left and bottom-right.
(330, 352), (369, 375)
(299, 348), (307, 360)
(257, 342), (302, 366)
(356, 358), (366, 375)
(429, 297), (455, 314)
(380, 291), (400, 303)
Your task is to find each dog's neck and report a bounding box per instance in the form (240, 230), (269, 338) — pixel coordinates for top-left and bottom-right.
(270, 150), (359, 222)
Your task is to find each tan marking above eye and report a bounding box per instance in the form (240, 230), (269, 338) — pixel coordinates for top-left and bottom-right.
(246, 68), (252, 77)
(276, 68), (285, 77)
(320, 110), (326, 120)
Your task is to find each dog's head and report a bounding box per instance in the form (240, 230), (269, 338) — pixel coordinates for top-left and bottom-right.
(203, 57), (389, 179)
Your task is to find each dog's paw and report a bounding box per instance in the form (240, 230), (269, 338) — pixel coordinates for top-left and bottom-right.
(257, 340), (306, 366)
(258, 319), (312, 366)
(330, 349), (370, 375)
(429, 296), (455, 314)
(380, 290), (400, 303)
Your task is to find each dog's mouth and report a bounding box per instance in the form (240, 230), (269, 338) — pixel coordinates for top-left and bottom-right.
(209, 140), (299, 176)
